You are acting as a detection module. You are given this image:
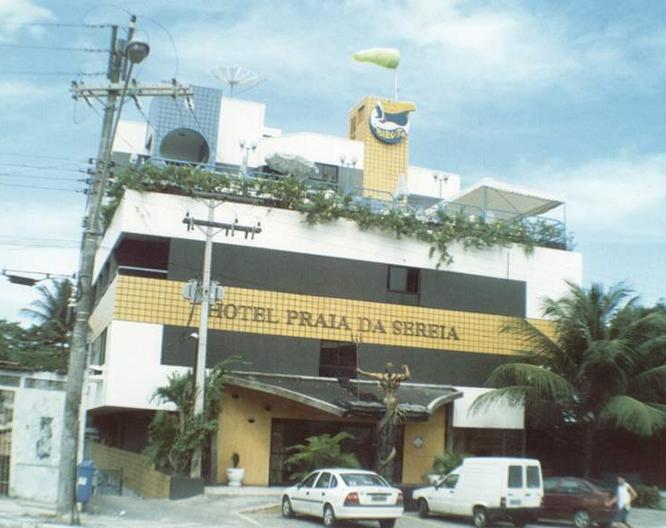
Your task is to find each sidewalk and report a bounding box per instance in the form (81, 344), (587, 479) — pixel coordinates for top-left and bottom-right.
(0, 494), (279, 528)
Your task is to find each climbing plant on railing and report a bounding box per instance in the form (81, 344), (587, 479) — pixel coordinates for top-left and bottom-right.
(103, 164), (569, 266)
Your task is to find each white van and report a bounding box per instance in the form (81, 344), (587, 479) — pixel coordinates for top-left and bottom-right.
(412, 457), (543, 528)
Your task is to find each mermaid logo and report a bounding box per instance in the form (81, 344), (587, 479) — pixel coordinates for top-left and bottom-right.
(369, 101), (416, 145)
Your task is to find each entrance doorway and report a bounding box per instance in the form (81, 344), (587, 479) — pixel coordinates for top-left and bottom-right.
(269, 418), (404, 485)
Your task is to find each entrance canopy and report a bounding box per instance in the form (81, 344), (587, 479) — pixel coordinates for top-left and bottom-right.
(226, 371), (462, 421)
(447, 177), (564, 219)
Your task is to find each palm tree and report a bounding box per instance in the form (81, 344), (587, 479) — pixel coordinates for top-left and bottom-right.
(285, 432), (361, 481)
(473, 281), (666, 476)
(21, 278), (73, 347)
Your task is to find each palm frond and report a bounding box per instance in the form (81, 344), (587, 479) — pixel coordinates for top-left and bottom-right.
(486, 363), (575, 400)
(598, 396), (666, 437)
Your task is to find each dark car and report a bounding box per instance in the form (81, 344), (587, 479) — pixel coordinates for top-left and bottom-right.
(541, 477), (614, 528)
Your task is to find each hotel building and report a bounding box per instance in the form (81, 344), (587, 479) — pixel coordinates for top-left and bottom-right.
(85, 87), (581, 486)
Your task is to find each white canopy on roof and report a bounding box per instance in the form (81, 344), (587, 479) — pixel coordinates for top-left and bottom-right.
(448, 177), (564, 218)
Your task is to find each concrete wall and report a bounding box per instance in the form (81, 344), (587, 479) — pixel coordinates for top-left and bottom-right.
(10, 388), (65, 503)
(91, 442), (170, 498)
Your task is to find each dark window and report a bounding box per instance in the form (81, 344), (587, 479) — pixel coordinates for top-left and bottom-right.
(543, 478), (558, 492)
(526, 466), (541, 489)
(340, 473), (387, 487)
(329, 475), (338, 488)
(301, 472), (319, 488)
(319, 341), (357, 379)
(508, 466), (523, 488)
(90, 329), (107, 366)
(313, 163), (339, 184)
(388, 266), (420, 294)
(316, 472), (332, 488)
(115, 236), (170, 279)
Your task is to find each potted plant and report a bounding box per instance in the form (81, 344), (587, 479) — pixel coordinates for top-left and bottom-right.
(226, 452), (245, 487)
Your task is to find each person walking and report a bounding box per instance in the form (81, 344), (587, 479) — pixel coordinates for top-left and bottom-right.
(606, 476), (638, 528)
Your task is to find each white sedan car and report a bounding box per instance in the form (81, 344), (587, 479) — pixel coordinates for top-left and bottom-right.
(281, 468), (404, 527)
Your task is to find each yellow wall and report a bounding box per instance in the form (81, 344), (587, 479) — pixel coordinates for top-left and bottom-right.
(349, 96), (413, 198)
(91, 442), (171, 498)
(217, 387), (371, 485)
(114, 275), (554, 357)
(217, 386), (446, 486)
(402, 407), (446, 484)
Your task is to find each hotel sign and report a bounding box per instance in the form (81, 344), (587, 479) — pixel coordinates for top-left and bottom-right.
(369, 101), (416, 144)
(210, 302), (460, 342)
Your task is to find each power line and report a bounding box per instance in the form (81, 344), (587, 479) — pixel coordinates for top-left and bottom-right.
(0, 152), (87, 162)
(0, 183), (84, 193)
(0, 22), (112, 28)
(0, 71), (106, 76)
(0, 43), (107, 53)
(0, 162), (85, 173)
(0, 173), (82, 183)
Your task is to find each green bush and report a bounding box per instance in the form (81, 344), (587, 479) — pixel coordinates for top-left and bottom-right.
(432, 451), (466, 476)
(633, 484), (662, 509)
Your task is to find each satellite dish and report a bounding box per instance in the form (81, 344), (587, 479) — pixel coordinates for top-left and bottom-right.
(212, 65), (265, 97)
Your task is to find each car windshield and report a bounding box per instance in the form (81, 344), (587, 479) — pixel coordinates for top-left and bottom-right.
(340, 473), (389, 487)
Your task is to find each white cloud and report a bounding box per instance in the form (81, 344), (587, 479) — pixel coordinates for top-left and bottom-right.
(513, 153), (666, 242)
(0, 80), (51, 99)
(0, 0), (56, 42)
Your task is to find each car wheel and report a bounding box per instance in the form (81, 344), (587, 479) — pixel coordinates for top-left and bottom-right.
(473, 506), (489, 528)
(281, 497), (294, 518)
(418, 498), (429, 518)
(573, 509), (591, 528)
(379, 520), (396, 528)
(323, 504), (337, 527)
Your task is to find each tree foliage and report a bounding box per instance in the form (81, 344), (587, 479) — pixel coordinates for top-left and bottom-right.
(20, 278), (73, 347)
(472, 282), (666, 475)
(284, 432), (361, 482)
(0, 319), (68, 372)
(103, 165), (569, 266)
(144, 357), (237, 475)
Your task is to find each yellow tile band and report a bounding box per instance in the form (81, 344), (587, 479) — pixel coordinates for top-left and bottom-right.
(114, 275), (552, 356)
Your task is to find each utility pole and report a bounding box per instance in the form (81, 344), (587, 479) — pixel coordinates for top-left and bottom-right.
(183, 194), (261, 479)
(58, 16), (192, 521)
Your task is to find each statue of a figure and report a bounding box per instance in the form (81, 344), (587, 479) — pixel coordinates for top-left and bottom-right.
(356, 363), (411, 480)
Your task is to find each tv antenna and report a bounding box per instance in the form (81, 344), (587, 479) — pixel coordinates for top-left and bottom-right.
(212, 65), (265, 97)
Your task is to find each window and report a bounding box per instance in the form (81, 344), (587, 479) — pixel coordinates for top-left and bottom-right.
(316, 472), (332, 488)
(329, 475), (338, 488)
(442, 474), (459, 489)
(508, 466), (523, 488)
(301, 472), (319, 488)
(313, 163), (339, 184)
(387, 266), (420, 294)
(543, 478), (559, 492)
(340, 473), (388, 487)
(115, 236), (170, 279)
(319, 341), (357, 379)
(90, 329), (107, 366)
(526, 466), (541, 489)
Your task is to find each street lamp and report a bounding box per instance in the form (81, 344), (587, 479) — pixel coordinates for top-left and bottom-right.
(125, 39), (150, 64)
(239, 140), (257, 179)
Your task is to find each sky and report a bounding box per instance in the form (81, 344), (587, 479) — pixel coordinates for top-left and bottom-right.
(0, 0), (665, 323)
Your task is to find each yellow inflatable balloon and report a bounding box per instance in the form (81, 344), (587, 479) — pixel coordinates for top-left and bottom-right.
(352, 48), (400, 69)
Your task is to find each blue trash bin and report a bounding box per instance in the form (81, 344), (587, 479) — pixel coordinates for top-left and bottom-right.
(76, 459), (96, 503)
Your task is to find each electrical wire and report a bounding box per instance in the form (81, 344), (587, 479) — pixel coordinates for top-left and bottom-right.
(0, 162), (84, 173)
(0, 22), (113, 28)
(0, 173), (82, 183)
(0, 43), (107, 53)
(0, 183), (84, 193)
(0, 152), (88, 162)
(0, 70), (106, 76)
